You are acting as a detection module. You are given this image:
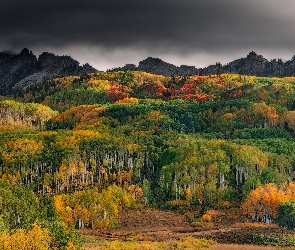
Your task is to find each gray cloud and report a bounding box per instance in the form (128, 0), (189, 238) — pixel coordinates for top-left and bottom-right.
(1, 0), (295, 70)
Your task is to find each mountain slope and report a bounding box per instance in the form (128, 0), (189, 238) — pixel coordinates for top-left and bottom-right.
(0, 48), (97, 94)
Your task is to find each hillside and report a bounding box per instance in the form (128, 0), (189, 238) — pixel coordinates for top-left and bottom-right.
(2, 49), (295, 97)
(2, 70), (295, 249)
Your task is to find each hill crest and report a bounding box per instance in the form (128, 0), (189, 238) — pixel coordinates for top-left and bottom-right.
(112, 51), (295, 77)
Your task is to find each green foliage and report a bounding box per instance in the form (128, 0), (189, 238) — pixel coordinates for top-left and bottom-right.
(3, 72), (295, 247)
(40, 194), (58, 221)
(277, 201), (295, 229)
(254, 234), (295, 247)
(42, 220), (82, 250)
(0, 181), (81, 249)
(44, 88), (110, 112)
(142, 179), (151, 203)
(0, 181), (39, 230)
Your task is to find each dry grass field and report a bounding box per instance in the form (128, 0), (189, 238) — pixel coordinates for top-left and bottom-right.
(81, 208), (295, 250)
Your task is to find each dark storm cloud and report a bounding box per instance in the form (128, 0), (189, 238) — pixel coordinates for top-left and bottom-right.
(1, 0), (295, 69)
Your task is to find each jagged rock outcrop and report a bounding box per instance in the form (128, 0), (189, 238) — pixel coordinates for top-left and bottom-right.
(138, 57), (179, 76)
(112, 51), (295, 77)
(0, 48), (97, 94)
(113, 57), (198, 76)
(0, 49), (38, 94)
(222, 51), (272, 76)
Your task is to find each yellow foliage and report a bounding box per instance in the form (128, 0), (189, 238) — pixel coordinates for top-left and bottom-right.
(0, 223), (51, 250)
(73, 130), (101, 139)
(251, 102), (279, 127)
(2, 138), (43, 168)
(54, 185), (135, 230)
(221, 112), (237, 121)
(1, 173), (21, 184)
(167, 200), (190, 207)
(127, 185), (143, 203)
(84, 237), (215, 250)
(88, 79), (111, 90)
(66, 240), (77, 250)
(115, 97), (139, 104)
(218, 201), (231, 209)
(54, 76), (80, 89)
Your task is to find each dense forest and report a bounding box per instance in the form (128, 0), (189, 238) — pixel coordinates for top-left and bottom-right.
(2, 71), (295, 248)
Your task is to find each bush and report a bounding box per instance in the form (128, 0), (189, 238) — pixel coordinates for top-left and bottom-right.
(277, 201), (295, 229)
(254, 234), (295, 247)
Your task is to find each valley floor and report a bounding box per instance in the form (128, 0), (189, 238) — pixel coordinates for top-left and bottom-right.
(81, 208), (294, 249)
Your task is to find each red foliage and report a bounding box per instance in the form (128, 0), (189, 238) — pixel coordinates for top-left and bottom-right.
(228, 90), (243, 98)
(107, 82), (129, 102)
(156, 86), (174, 99)
(142, 82), (161, 94)
(155, 86), (167, 98)
(178, 83), (196, 95)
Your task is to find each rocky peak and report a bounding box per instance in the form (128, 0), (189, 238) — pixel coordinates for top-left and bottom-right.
(0, 48), (97, 94)
(140, 57), (164, 64)
(247, 51), (258, 58)
(20, 48), (31, 56)
(38, 52), (79, 71)
(139, 57), (172, 68)
(112, 51), (295, 77)
(223, 51), (270, 76)
(82, 63), (98, 74)
(0, 51), (14, 65)
(38, 52), (56, 61)
(246, 51), (265, 62)
(0, 50), (15, 56)
(137, 57), (178, 76)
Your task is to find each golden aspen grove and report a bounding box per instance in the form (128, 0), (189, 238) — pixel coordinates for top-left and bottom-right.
(3, 71), (295, 248)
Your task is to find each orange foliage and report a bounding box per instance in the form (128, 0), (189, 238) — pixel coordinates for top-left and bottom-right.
(201, 210), (218, 222)
(280, 111), (295, 131)
(242, 182), (295, 222)
(51, 105), (108, 129)
(53, 105), (98, 123)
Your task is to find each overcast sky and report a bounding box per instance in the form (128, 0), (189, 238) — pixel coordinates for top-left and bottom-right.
(1, 0), (295, 70)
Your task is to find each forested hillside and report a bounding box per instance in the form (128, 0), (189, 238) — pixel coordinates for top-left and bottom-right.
(2, 71), (295, 248)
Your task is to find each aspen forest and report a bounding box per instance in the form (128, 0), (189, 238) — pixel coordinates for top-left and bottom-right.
(2, 71), (295, 249)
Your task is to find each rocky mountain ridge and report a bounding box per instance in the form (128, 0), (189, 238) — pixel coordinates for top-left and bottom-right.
(2, 49), (295, 94)
(0, 48), (97, 94)
(112, 51), (295, 77)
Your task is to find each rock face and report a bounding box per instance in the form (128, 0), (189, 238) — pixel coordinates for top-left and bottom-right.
(112, 51), (295, 77)
(113, 57), (198, 76)
(221, 51), (272, 76)
(138, 57), (179, 76)
(0, 48), (97, 94)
